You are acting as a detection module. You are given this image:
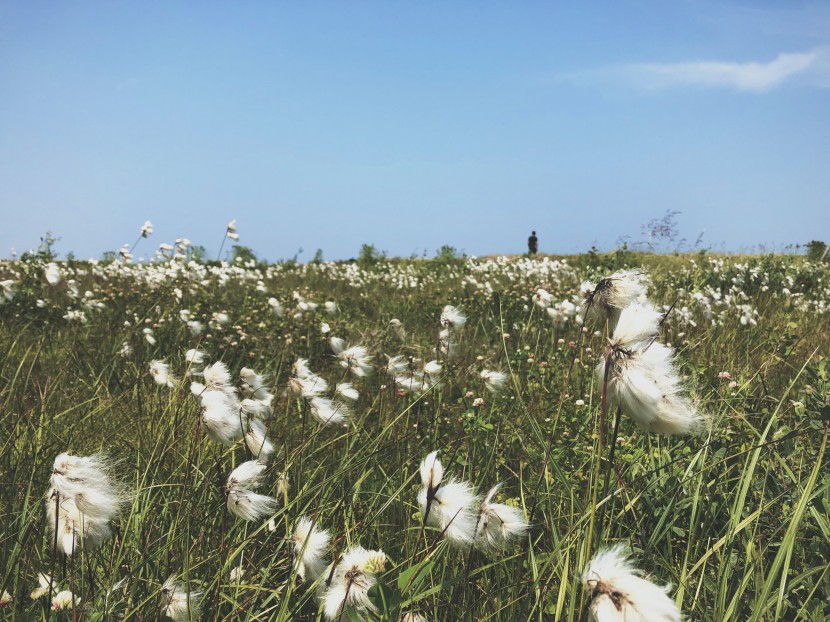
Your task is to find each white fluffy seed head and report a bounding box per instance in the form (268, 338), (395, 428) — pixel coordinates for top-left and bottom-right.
(244, 419), (274, 460)
(310, 397), (350, 426)
(292, 516), (331, 582)
(203, 361), (233, 393)
(480, 369), (507, 393)
(601, 341), (707, 436)
(418, 479), (478, 546)
(440, 305), (467, 330)
(583, 270), (650, 328)
(198, 390), (243, 444)
(419, 451), (443, 491)
(322, 545), (386, 620)
(475, 484), (530, 552)
(161, 577), (202, 621)
(226, 489), (278, 522)
(582, 544), (682, 622)
(335, 382), (359, 401)
(149, 360), (178, 388)
(610, 303), (662, 350)
(227, 460), (266, 489)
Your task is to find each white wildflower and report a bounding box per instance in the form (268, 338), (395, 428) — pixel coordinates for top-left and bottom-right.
(582, 544), (682, 622)
(582, 269), (649, 328)
(225, 461), (278, 522)
(322, 546), (387, 620)
(309, 397), (350, 426)
(336, 382), (359, 401)
(267, 297), (284, 317)
(30, 572), (55, 599)
(45, 262), (62, 285)
(600, 306), (706, 436)
(198, 390), (243, 445)
(292, 516), (330, 582)
(160, 577), (202, 621)
(149, 360), (177, 388)
(417, 452), (478, 546)
(440, 305), (467, 330)
(337, 345), (374, 377)
(474, 484), (529, 551)
(46, 453), (127, 556)
(51, 590), (79, 610)
(480, 369), (507, 394)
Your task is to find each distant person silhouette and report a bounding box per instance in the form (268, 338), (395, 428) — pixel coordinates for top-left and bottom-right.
(528, 231), (538, 255)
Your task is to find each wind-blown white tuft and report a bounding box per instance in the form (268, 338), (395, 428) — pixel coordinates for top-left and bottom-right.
(30, 572), (55, 599)
(582, 544), (682, 622)
(419, 451), (443, 492)
(241, 397), (273, 420)
(417, 451), (478, 546)
(244, 418), (275, 460)
(335, 382), (359, 401)
(337, 344), (374, 377)
(385, 354), (410, 377)
(290, 358), (329, 397)
(610, 303), (662, 348)
(185, 349), (206, 367)
(46, 453), (128, 556)
(292, 516), (331, 582)
(45, 262), (62, 285)
(196, 389), (243, 444)
(149, 360), (178, 388)
(1, 279), (17, 302)
(440, 305), (467, 330)
(474, 484), (529, 551)
(438, 305), (466, 359)
(423, 360), (442, 378)
(203, 361), (234, 394)
(309, 397), (351, 426)
(600, 305), (706, 436)
(160, 576), (202, 621)
(51, 590), (79, 610)
(225, 461), (278, 522)
(532, 288), (553, 309)
(240, 366), (273, 403)
(322, 546), (387, 620)
(582, 269), (650, 329)
(480, 369), (508, 394)
(267, 297), (285, 317)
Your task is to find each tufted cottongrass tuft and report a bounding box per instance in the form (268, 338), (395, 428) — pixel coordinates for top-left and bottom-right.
(160, 576), (202, 621)
(292, 516), (331, 583)
(225, 461), (278, 522)
(582, 544), (682, 622)
(322, 546), (387, 620)
(46, 453), (129, 556)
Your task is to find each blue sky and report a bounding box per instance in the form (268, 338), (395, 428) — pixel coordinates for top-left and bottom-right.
(1, 1), (828, 261)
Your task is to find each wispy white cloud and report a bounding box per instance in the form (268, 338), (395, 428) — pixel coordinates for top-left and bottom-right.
(562, 46), (830, 93)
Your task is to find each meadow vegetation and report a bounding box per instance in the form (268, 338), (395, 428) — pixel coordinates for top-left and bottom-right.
(1, 247), (828, 621)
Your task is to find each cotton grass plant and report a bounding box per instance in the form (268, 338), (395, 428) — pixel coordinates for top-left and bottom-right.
(0, 248), (828, 620)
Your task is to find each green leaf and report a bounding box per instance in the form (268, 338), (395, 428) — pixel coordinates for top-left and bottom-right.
(397, 560), (435, 594)
(368, 579), (403, 618)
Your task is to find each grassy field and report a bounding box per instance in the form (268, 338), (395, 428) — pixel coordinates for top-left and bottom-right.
(1, 250), (828, 621)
